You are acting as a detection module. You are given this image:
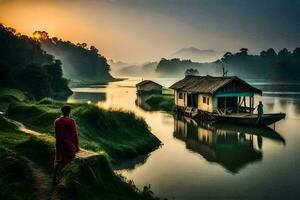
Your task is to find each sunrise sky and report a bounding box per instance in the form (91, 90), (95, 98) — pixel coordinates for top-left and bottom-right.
(0, 0), (299, 63)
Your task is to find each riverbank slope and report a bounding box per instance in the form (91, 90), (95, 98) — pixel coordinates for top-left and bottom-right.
(0, 88), (162, 199)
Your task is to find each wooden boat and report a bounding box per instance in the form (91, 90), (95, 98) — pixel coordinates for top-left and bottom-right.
(212, 113), (286, 126)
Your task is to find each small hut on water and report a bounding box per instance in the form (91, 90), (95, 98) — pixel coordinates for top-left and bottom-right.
(136, 80), (162, 94)
(170, 75), (262, 116)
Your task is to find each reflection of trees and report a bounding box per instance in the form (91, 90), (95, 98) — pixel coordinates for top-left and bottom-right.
(293, 99), (300, 115)
(114, 154), (150, 171)
(71, 92), (106, 103)
(264, 102), (274, 112)
(135, 95), (152, 111)
(173, 116), (284, 173)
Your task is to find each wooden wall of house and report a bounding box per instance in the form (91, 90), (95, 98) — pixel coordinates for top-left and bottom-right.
(175, 90), (187, 107)
(197, 94), (213, 112)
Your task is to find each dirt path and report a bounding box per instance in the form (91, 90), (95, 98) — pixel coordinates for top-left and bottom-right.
(20, 155), (53, 200)
(4, 116), (97, 158)
(3, 116), (97, 200)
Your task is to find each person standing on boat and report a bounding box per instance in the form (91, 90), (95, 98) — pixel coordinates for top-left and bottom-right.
(53, 105), (80, 185)
(257, 101), (264, 124)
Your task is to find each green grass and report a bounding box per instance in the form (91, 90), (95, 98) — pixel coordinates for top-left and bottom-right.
(0, 147), (35, 200)
(162, 88), (174, 96)
(52, 155), (161, 200)
(0, 116), (47, 200)
(0, 116), (55, 173)
(144, 94), (174, 112)
(5, 96), (161, 163)
(0, 87), (32, 102)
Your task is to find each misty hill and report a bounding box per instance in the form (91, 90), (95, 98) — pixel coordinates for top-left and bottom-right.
(116, 62), (158, 77)
(108, 59), (128, 75)
(156, 58), (219, 77)
(34, 31), (113, 83)
(0, 24), (72, 100)
(156, 48), (300, 81)
(172, 47), (224, 62)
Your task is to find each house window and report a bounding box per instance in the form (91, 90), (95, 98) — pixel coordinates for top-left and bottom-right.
(202, 96), (209, 105)
(179, 92), (183, 99)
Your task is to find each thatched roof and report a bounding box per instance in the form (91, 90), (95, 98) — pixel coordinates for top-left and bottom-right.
(136, 80), (162, 87)
(170, 75), (262, 94)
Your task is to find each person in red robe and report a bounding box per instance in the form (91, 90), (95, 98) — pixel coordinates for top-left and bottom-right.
(53, 105), (79, 185)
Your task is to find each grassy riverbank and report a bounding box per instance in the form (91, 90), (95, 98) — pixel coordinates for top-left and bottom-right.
(6, 99), (161, 163)
(0, 115), (53, 199)
(0, 88), (162, 199)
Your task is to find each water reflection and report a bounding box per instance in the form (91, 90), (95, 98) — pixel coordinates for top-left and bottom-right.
(68, 79), (300, 199)
(135, 95), (153, 111)
(174, 116), (285, 173)
(68, 91), (106, 103)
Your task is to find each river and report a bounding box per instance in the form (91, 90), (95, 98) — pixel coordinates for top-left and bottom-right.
(68, 77), (300, 200)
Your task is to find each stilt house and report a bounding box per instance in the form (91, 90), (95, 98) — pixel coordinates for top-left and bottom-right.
(136, 80), (163, 94)
(170, 75), (262, 115)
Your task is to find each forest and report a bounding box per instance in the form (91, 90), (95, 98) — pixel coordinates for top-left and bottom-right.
(35, 31), (113, 83)
(155, 48), (300, 81)
(0, 24), (72, 100)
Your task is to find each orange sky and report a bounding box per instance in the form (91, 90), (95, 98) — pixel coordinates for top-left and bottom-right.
(0, 0), (189, 63)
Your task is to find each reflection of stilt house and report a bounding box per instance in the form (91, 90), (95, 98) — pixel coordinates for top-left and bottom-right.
(174, 116), (263, 173)
(170, 75), (262, 115)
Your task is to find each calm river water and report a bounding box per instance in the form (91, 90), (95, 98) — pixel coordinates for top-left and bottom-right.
(68, 77), (300, 200)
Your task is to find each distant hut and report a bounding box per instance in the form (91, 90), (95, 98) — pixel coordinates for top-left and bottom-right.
(170, 75), (262, 115)
(136, 80), (163, 94)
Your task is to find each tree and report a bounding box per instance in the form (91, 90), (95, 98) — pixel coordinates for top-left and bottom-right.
(239, 48), (249, 56)
(260, 48), (276, 58)
(77, 43), (87, 49)
(223, 52), (233, 59)
(293, 48), (300, 57)
(278, 48), (291, 58)
(90, 45), (99, 54)
(32, 31), (49, 41)
(185, 68), (199, 76)
(265, 48), (277, 57)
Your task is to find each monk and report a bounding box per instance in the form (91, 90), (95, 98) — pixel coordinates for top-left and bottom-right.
(52, 105), (79, 185)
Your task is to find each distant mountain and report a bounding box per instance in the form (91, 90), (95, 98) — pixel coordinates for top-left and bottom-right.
(171, 47), (224, 62)
(108, 59), (128, 68)
(108, 59), (129, 75)
(118, 62), (158, 77)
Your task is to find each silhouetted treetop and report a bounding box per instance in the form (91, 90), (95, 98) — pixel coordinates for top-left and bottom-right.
(0, 24), (72, 99)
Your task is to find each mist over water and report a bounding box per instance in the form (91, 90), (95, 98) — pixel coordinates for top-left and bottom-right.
(69, 77), (300, 200)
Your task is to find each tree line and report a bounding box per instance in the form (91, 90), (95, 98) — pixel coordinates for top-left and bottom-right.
(156, 47), (300, 81)
(0, 24), (71, 100)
